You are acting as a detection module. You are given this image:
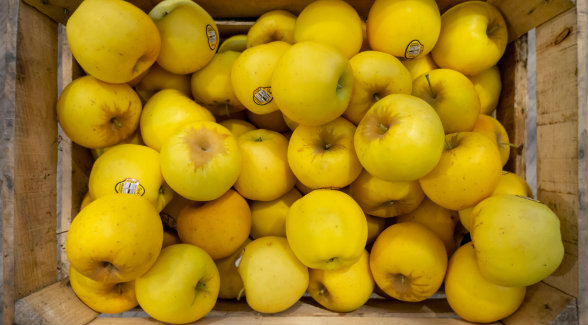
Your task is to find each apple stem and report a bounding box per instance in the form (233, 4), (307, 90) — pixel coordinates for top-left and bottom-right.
(373, 93), (381, 102)
(378, 123), (389, 134)
(487, 23), (499, 35)
(503, 142), (518, 148)
(237, 288), (245, 301)
(324, 143), (332, 150)
(425, 74), (435, 98)
(225, 104), (230, 117)
(110, 117), (122, 129)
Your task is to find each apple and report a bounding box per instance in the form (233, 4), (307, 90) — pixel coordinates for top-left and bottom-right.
(308, 250), (374, 312)
(140, 89), (215, 151)
(472, 114), (510, 166)
(412, 69), (481, 133)
(354, 94), (445, 182)
(66, 0), (160, 83)
(287, 117), (363, 190)
(470, 65), (502, 115)
(432, 1), (508, 76)
(57, 75), (141, 149)
(215, 238), (251, 299)
(294, 0), (363, 59)
(402, 54), (439, 81)
(66, 194), (163, 283)
(135, 244), (220, 324)
(286, 189), (367, 270)
(160, 194), (201, 229)
(231, 41), (291, 115)
(91, 129), (144, 160)
(344, 51), (412, 125)
(218, 34), (248, 53)
(370, 222), (447, 302)
(149, 0), (218, 74)
(134, 63), (191, 103)
(445, 242), (526, 323)
(159, 121), (242, 201)
(367, 0), (441, 59)
(250, 187), (302, 239)
(272, 41), (354, 126)
(471, 195), (564, 287)
(247, 9), (297, 48)
(246, 109), (290, 133)
(162, 227), (181, 248)
(218, 119), (256, 138)
(234, 129), (296, 201)
(366, 214), (386, 244)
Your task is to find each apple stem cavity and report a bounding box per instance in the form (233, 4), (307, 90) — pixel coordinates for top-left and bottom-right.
(110, 117), (123, 129)
(444, 135), (460, 151)
(373, 93), (381, 102)
(378, 123), (389, 134)
(102, 261), (117, 273)
(487, 23), (500, 35)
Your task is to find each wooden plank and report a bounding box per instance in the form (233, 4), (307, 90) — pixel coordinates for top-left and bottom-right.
(502, 282), (575, 325)
(14, 279), (98, 325)
(89, 317), (475, 325)
(535, 6), (580, 298)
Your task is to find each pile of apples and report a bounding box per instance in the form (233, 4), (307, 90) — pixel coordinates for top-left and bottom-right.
(59, 0), (565, 323)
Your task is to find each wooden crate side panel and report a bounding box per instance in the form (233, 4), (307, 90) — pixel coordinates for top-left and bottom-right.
(535, 7), (580, 298)
(503, 282), (575, 325)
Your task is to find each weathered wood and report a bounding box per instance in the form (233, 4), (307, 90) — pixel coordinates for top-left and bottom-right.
(502, 282), (575, 325)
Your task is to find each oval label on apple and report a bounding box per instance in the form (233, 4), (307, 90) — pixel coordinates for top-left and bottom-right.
(252, 87), (273, 105)
(114, 177), (146, 196)
(405, 40), (424, 59)
(206, 24), (218, 50)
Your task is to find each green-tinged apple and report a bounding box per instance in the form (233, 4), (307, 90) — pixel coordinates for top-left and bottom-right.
(134, 63), (191, 103)
(135, 244), (220, 324)
(218, 119), (256, 138)
(250, 187), (302, 239)
(272, 41), (353, 126)
(246, 109), (290, 133)
(218, 34), (248, 53)
(413, 69), (481, 133)
(287, 117), (363, 190)
(367, 0), (440, 59)
(159, 121), (242, 201)
(354, 94), (445, 181)
(432, 1), (508, 76)
(402, 54), (439, 80)
(149, 0), (218, 74)
(472, 114), (510, 166)
(247, 10), (297, 47)
(57, 75), (141, 149)
(216, 238), (251, 299)
(66, 194), (163, 282)
(344, 51), (412, 125)
(286, 189), (367, 270)
(470, 65), (502, 115)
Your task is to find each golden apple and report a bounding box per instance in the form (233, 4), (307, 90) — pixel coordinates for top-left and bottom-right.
(218, 119), (256, 138)
(247, 10), (296, 47)
(250, 187), (302, 239)
(366, 214), (386, 244)
(162, 227), (181, 248)
(402, 54), (439, 80)
(218, 34), (248, 53)
(492, 171), (533, 197)
(470, 65), (502, 115)
(160, 194), (200, 229)
(134, 63), (191, 103)
(472, 114), (510, 166)
(246, 109), (290, 133)
(91, 129), (144, 160)
(216, 238), (251, 299)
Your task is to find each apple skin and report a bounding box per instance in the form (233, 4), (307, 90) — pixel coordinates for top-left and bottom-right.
(470, 65), (502, 115)
(66, 0), (160, 83)
(247, 9), (296, 47)
(272, 41), (354, 127)
(218, 34), (248, 53)
(216, 238), (251, 299)
(354, 93), (445, 182)
(135, 244), (220, 324)
(402, 54), (439, 81)
(431, 1), (508, 76)
(246, 110), (290, 133)
(472, 114), (510, 167)
(250, 187), (302, 239)
(218, 119), (256, 139)
(134, 63), (191, 104)
(57, 75), (142, 149)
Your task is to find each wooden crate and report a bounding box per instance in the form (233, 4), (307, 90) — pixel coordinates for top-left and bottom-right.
(1, 0), (586, 324)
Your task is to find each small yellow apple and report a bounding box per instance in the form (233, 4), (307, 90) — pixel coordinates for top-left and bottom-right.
(218, 34), (248, 53)
(472, 114), (510, 166)
(366, 214), (386, 244)
(160, 194), (200, 229)
(250, 187), (302, 239)
(218, 119), (256, 138)
(91, 129), (144, 160)
(402, 54), (439, 81)
(246, 109), (290, 133)
(162, 227), (181, 248)
(247, 10), (296, 47)
(470, 65), (502, 115)
(134, 63), (191, 103)
(216, 238), (251, 299)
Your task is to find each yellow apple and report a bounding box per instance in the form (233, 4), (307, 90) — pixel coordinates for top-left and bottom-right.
(287, 117), (363, 190)
(218, 34), (248, 53)
(80, 192), (93, 210)
(294, 0), (363, 58)
(231, 41), (290, 115)
(359, 20), (370, 52)
(348, 169), (425, 218)
(402, 54), (439, 80)
(419, 132), (502, 210)
(149, 0), (218, 74)
(237, 236), (309, 313)
(432, 1), (508, 76)
(216, 238), (251, 299)
(134, 63), (191, 103)
(470, 65), (502, 115)
(286, 189), (367, 270)
(272, 41), (353, 126)
(69, 267), (138, 314)
(160, 194), (200, 229)
(344, 51), (412, 125)
(246, 109), (290, 133)
(91, 129), (144, 160)
(250, 187), (302, 239)
(366, 214), (386, 244)
(472, 114), (510, 166)
(367, 0), (440, 59)
(57, 75), (141, 149)
(235, 129), (296, 201)
(282, 114), (299, 132)
(66, 0), (160, 83)
(354, 94), (445, 181)
(218, 119), (256, 138)
(247, 9), (297, 47)
(66, 194), (163, 282)
(458, 207), (474, 232)
(140, 89), (215, 151)
(445, 242), (526, 323)
(370, 222), (447, 302)
(162, 227), (181, 248)
(308, 249), (374, 312)
(135, 244), (220, 324)
(412, 69), (481, 133)
(471, 195), (564, 287)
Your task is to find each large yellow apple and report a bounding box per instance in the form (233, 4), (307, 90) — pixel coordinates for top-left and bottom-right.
(216, 238), (251, 299)
(149, 0), (218, 74)
(134, 63), (191, 103)
(402, 54), (439, 80)
(234, 129), (296, 201)
(218, 119), (256, 139)
(237, 236), (309, 313)
(348, 169), (425, 218)
(160, 121), (242, 201)
(66, 0), (160, 83)
(470, 65), (502, 115)
(140, 89), (215, 152)
(135, 244), (220, 324)
(471, 195), (564, 287)
(419, 132), (502, 210)
(344, 51), (412, 125)
(69, 267), (138, 314)
(294, 0), (363, 59)
(308, 250), (374, 312)
(432, 1), (508, 76)
(412, 69), (481, 133)
(272, 41), (353, 126)
(247, 10), (297, 47)
(472, 114), (510, 166)
(250, 187), (302, 239)
(66, 194), (163, 283)
(231, 41), (291, 115)
(354, 94), (445, 181)
(287, 117), (363, 189)
(286, 189), (367, 270)
(57, 75), (141, 149)
(219, 34), (248, 53)
(367, 0), (440, 59)
(445, 242), (526, 323)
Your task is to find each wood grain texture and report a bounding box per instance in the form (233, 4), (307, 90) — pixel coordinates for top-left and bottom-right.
(502, 282), (575, 325)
